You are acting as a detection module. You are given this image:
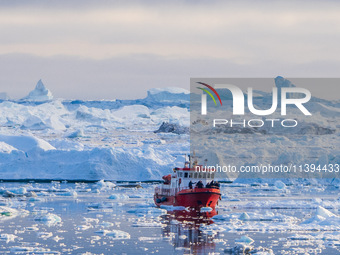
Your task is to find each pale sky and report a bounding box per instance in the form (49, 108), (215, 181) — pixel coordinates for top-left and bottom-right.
(0, 0), (340, 100)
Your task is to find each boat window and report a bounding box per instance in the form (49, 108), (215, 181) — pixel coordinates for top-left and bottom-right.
(198, 173), (202, 179)
(178, 172), (182, 177)
(202, 173), (206, 178)
(194, 172), (198, 178)
(211, 173), (215, 179)
(184, 172), (188, 178)
(189, 172), (193, 178)
(207, 173), (210, 179)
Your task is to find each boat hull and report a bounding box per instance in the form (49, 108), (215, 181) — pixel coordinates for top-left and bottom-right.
(154, 188), (221, 209)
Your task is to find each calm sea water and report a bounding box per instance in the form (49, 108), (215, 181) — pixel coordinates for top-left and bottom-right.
(0, 182), (339, 254)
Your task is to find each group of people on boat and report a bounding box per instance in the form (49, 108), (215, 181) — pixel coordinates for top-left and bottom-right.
(188, 180), (220, 189)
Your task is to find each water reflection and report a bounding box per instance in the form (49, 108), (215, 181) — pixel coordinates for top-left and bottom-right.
(162, 209), (218, 254)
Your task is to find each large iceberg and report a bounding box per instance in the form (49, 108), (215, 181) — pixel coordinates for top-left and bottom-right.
(22, 79), (53, 101)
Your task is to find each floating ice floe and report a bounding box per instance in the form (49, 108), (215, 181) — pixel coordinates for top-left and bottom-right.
(83, 217), (100, 224)
(274, 180), (286, 190)
(178, 235), (187, 240)
(37, 232), (53, 239)
(59, 190), (78, 198)
(0, 234), (18, 243)
(34, 213), (62, 226)
(200, 206), (213, 212)
(94, 229), (130, 239)
(26, 225), (39, 231)
(87, 202), (114, 210)
(224, 244), (274, 255)
(132, 219), (166, 228)
(302, 206), (340, 226)
(96, 180), (116, 190)
(108, 194), (129, 200)
(77, 224), (93, 231)
(159, 205), (186, 211)
(10, 246), (60, 254)
(128, 194), (143, 198)
(127, 207), (167, 216)
(288, 234), (314, 240)
(0, 206), (19, 221)
(235, 235), (255, 244)
(5, 187), (27, 195)
(99, 221), (114, 228)
(28, 197), (45, 202)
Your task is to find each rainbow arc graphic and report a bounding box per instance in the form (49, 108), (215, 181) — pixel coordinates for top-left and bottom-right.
(196, 82), (222, 106)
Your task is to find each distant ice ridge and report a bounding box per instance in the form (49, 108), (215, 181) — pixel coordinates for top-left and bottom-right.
(62, 86), (190, 110)
(22, 79), (53, 101)
(146, 87), (189, 103)
(0, 92), (9, 100)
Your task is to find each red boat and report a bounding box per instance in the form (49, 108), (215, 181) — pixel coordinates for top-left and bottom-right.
(154, 155), (221, 209)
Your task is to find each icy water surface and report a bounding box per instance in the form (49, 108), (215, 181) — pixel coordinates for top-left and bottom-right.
(0, 181), (339, 254)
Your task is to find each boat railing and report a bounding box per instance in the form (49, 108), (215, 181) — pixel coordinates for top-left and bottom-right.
(156, 185), (220, 197)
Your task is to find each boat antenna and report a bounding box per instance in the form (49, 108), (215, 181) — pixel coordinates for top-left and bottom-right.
(192, 150), (198, 167)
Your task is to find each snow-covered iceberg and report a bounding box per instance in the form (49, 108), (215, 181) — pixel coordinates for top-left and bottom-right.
(22, 79), (53, 101)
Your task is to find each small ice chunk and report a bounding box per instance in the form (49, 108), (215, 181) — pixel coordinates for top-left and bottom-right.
(0, 233), (17, 243)
(302, 206), (339, 225)
(127, 207), (167, 216)
(95, 230), (130, 239)
(108, 194), (129, 200)
(288, 234), (314, 240)
(200, 207), (213, 212)
(316, 206), (336, 218)
(274, 180), (286, 190)
(239, 212), (250, 221)
(225, 244), (253, 254)
(26, 225), (39, 231)
(159, 205), (186, 211)
(106, 230), (131, 239)
(59, 190), (78, 198)
(132, 220), (165, 228)
(235, 235), (254, 244)
(99, 221), (114, 227)
(28, 197), (45, 202)
(37, 232), (53, 239)
(35, 213), (62, 226)
(67, 129), (84, 138)
(10, 246), (60, 254)
(83, 217), (100, 224)
(77, 224), (92, 231)
(96, 180), (116, 190)
(7, 187), (27, 195)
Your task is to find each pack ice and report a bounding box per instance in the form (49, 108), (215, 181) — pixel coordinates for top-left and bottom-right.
(0, 82), (189, 181)
(0, 77), (339, 181)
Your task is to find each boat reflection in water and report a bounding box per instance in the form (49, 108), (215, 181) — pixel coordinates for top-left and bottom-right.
(161, 208), (218, 254)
